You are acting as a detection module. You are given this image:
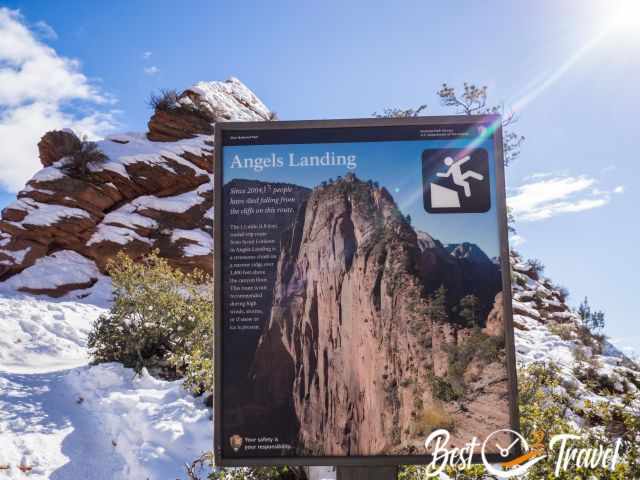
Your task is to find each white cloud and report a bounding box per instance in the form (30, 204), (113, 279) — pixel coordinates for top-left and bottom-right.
(509, 234), (526, 247)
(0, 8), (117, 192)
(614, 185), (625, 194)
(143, 51), (152, 59)
(508, 175), (613, 222)
(143, 65), (159, 76)
(32, 20), (57, 40)
(523, 170), (568, 181)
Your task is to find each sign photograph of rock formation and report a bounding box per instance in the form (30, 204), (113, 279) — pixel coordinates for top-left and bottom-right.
(214, 118), (518, 465)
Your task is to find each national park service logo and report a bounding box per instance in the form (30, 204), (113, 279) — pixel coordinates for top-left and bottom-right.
(229, 434), (244, 452)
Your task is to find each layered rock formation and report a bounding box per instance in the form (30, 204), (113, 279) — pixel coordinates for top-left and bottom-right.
(251, 174), (509, 455)
(0, 78), (272, 295)
(147, 78), (273, 142)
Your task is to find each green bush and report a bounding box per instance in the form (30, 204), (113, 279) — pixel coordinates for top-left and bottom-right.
(575, 324), (605, 355)
(443, 329), (504, 398)
(517, 362), (640, 479)
(428, 373), (459, 402)
(573, 365), (618, 396)
(87, 250), (213, 394)
(549, 321), (574, 341)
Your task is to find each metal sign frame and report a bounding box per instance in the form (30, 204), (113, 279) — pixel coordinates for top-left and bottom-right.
(214, 115), (520, 467)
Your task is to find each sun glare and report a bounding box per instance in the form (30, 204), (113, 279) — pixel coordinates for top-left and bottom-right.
(606, 0), (640, 33)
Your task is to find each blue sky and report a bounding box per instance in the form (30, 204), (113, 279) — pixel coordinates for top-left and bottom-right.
(0, 1), (638, 354)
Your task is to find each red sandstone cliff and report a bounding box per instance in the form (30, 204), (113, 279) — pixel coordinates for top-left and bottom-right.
(0, 78), (271, 296)
(252, 174), (510, 455)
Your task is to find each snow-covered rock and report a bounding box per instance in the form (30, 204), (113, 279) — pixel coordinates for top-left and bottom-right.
(0, 77), (270, 292)
(0, 250), (110, 299)
(510, 250), (640, 431)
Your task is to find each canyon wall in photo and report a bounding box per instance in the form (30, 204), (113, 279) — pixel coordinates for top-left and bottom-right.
(251, 174), (509, 455)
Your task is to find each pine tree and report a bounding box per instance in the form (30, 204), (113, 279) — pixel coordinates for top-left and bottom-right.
(428, 285), (448, 323)
(458, 294), (481, 328)
(578, 297), (605, 332)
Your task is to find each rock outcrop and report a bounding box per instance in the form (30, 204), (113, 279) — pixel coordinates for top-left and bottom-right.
(0, 78), (272, 295)
(147, 77), (273, 142)
(251, 175), (509, 455)
(37, 130), (82, 167)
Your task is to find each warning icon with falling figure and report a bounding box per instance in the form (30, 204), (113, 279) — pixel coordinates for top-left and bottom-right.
(422, 148), (491, 213)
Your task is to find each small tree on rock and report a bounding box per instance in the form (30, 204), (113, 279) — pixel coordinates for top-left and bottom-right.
(58, 134), (107, 177)
(578, 297), (605, 333)
(427, 285), (449, 323)
(458, 294), (481, 328)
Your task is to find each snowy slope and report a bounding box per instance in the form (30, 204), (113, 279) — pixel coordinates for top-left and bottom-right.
(66, 365), (211, 480)
(0, 296), (102, 374)
(0, 258), (211, 480)
(510, 253), (640, 426)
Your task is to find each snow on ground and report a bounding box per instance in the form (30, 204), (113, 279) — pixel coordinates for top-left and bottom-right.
(100, 207), (159, 231)
(0, 269), (211, 479)
(28, 166), (66, 184)
(0, 246), (636, 478)
(66, 365), (211, 480)
(0, 296), (104, 374)
(0, 368), (125, 479)
(0, 246), (31, 266)
(131, 181), (211, 214)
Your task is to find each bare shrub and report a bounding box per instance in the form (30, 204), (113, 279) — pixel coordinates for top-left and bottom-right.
(148, 89), (179, 112)
(62, 140), (107, 176)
